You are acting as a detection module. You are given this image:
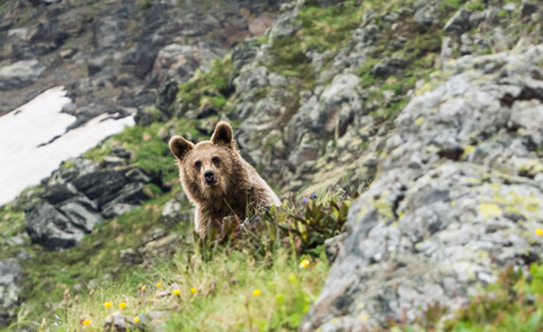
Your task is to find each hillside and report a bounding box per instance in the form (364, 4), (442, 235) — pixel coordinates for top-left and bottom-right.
(2, 0), (543, 331)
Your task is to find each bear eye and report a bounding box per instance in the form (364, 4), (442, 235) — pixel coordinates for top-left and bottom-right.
(194, 161), (201, 169)
(212, 157), (220, 167)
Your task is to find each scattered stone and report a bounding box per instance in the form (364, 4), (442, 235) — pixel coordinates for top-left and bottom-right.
(104, 312), (144, 331)
(443, 8), (472, 36)
(372, 57), (408, 78)
(161, 199), (192, 228)
(0, 259), (21, 328)
(413, 0), (441, 27)
(60, 48), (78, 59)
(232, 38), (261, 70)
(120, 249), (143, 265)
(0, 60), (47, 91)
(233, 66), (269, 94)
(140, 234), (181, 261)
(103, 156), (126, 168)
(110, 146), (131, 159)
(503, 2), (516, 11)
(141, 228), (167, 245)
(268, 11), (301, 42)
(87, 55), (108, 77)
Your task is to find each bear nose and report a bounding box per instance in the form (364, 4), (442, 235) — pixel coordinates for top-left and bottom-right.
(204, 170), (215, 183)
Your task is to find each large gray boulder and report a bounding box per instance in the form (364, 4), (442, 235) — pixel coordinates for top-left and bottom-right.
(25, 201), (86, 250)
(0, 259), (21, 328)
(301, 45), (543, 331)
(0, 60), (46, 91)
(24, 163), (155, 250)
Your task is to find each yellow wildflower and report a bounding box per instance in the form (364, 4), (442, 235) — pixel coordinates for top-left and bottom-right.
(299, 259), (310, 269)
(141, 285), (146, 291)
(173, 289), (181, 295)
(119, 301), (127, 309)
(156, 282), (162, 287)
(536, 228), (543, 236)
(134, 317), (140, 323)
(190, 287), (197, 294)
(252, 289), (261, 296)
(82, 319), (91, 326)
(104, 301), (112, 308)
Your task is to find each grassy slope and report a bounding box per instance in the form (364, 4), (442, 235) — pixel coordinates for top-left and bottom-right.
(3, 0), (542, 331)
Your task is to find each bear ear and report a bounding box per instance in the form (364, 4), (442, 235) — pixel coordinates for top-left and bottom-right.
(211, 121), (234, 148)
(169, 136), (194, 161)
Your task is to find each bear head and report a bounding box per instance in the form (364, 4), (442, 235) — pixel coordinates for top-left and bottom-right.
(169, 121), (241, 201)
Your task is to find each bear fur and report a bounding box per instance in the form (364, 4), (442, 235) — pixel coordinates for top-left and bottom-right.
(169, 121), (281, 237)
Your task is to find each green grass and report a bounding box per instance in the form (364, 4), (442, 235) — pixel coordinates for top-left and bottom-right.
(297, 2), (362, 53)
(54, 249), (328, 332)
(176, 56), (234, 115)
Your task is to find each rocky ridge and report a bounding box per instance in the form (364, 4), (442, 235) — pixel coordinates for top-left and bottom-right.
(302, 41), (543, 332)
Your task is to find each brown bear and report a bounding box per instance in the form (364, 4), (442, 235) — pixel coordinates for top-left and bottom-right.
(169, 121), (281, 237)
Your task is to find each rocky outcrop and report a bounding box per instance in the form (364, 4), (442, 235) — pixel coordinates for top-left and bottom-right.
(301, 45), (543, 331)
(229, 4), (383, 193)
(0, 259), (21, 328)
(0, 0), (280, 119)
(24, 156), (157, 250)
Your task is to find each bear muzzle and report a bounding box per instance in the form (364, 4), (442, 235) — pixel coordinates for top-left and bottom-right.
(204, 170), (218, 187)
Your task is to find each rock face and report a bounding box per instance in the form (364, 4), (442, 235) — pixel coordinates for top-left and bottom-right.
(153, 43), (225, 112)
(0, 60), (46, 91)
(24, 158), (155, 250)
(25, 201), (86, 250)
(0, 0), (279, 117)
(0, 259), (21, 328)
(300, 45), (543, 331)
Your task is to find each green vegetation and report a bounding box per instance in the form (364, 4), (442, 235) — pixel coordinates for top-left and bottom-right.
(413, 264), (543, 332)
(269, 36), (312, 81)
(55, 249), (328, 332)
(176, 56), (234, 116)
(298, 1), (361, 53)
(6, 189), (350, 332)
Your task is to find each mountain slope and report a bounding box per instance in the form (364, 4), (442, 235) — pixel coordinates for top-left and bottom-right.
(2, 0), (543, 331)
